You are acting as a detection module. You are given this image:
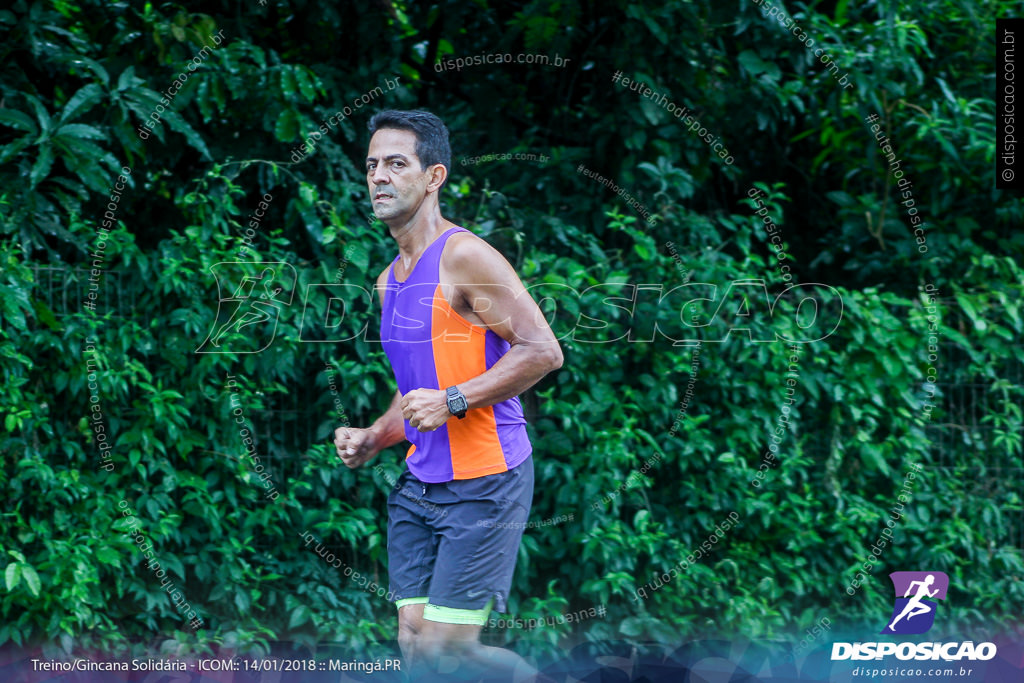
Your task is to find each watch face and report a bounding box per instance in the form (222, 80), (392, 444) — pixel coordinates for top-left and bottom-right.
(450, 396), (467, 412)
(447, 387), (467, 415)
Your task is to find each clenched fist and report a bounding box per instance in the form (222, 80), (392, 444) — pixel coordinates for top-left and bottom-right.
(334, 427), (378, 468)
(401, 388), (451, 432)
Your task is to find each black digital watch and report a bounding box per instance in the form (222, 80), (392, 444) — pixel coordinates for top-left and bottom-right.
(446, 386), (468, 419)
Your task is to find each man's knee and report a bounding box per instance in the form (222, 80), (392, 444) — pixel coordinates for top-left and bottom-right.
(398, 627), (417, 658)
(415, 634), (477, 673)
(416, 622), (480, 660)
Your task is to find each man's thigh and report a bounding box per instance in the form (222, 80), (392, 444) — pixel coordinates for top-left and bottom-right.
(426, 458), (534, 615)
(387, 472), (445, 601)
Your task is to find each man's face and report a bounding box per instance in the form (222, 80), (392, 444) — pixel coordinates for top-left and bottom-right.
(366, 128), (435, 223)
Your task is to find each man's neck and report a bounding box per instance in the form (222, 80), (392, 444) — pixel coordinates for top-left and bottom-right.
(389, 209), (454, 263)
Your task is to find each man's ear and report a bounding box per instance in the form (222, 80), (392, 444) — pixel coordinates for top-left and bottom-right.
(426, 163), (448, 194)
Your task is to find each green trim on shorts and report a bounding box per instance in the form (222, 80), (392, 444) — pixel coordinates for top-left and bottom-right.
(395, 597), (429, 609)
(422, 598), (494, 626)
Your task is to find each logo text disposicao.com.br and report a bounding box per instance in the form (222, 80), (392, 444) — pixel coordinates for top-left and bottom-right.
(831, 641), (996, 662)
(830, 571), (997, 666)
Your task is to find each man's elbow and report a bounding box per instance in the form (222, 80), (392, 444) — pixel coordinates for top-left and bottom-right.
(544, 342), (564, 373)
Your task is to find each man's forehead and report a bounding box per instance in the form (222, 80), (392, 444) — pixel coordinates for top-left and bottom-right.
(367, 128), (419, 158)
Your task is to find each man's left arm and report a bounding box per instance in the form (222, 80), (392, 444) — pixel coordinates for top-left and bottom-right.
(400, 235), (563, 431)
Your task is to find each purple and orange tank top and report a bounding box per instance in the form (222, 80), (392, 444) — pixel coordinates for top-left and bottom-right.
(379, 226), (532, 483)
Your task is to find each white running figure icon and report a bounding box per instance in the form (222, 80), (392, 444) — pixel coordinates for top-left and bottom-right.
(887, 573), (939, 631)
(211, 268), (283, 347)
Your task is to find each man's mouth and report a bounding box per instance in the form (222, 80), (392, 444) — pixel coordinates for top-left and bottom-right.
(375, 192), (393, 200)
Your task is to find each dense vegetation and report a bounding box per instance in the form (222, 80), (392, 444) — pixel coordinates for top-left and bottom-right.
(1, 0), (1021, 667)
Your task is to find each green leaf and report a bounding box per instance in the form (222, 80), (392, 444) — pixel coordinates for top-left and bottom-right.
(933, 132), (960, 163)
(294, 67), (318, 101)
(95, 547), (121, 566)
(29, 144), (54, 188)
(879, 352), (900, 377)
(20, 564), (40, 597)
(738, 50), (772, 78)
(275, 109), (301, 142)
(288, 604), (311, 629)
(0, 136), (32, 163)
(68, 56), (110, 86)
(636, 97), (663, 127)
(23, 94), (52, 135)
(5, 562), (20, 591)
(0, 109), (38, 134)
(160, 109), (213, 160)
(861, 446), (890, 475)
(955, 293), (985, 331)
(935, 77), (956, 106)
(280, 67), (298, 99)
(59, 84), (105, 123)
(299, 182), (317, 205)
(55, 123), (107, 141)
(117, 66), (143, 92)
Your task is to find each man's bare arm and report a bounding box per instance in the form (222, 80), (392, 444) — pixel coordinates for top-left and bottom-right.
(457, 324), (562, 410)
(448, 234), (563, 409)
(334, 267), (408, 466)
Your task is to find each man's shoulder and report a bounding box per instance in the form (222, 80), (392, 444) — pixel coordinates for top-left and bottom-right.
(445, 227), (486, 250)
(442, 229), (505, 272)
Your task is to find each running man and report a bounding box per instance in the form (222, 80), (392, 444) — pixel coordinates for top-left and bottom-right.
(887, 574), (939, 631)
(334, 110), (563, 681)
(210, 267), (283, 347)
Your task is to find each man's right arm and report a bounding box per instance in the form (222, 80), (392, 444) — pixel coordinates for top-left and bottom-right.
(333, 264), (406, 468)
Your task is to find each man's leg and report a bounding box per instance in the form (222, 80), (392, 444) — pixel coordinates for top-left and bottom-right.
(397, 600), (428, 663)
(386, 472), (440, 668)
(417, 618), (539, 682)
(399, 601), (539, 682)
(888, 603), (914, 630)
(405, 459), (541, 681)
(905, 603), (931, 620)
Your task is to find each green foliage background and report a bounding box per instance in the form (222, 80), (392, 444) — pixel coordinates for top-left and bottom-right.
(1, 0), (1021, 662)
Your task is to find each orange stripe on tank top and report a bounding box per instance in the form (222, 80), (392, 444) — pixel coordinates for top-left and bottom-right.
(430, 285), (508, 479)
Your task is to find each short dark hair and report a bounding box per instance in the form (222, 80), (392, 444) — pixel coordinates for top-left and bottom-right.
(368, 110), (451, 186)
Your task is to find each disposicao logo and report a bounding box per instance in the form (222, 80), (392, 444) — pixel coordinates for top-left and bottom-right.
(831, 571), (997, 662)
(882, 571), (948, 635)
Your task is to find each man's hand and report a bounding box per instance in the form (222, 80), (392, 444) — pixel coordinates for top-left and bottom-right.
(334, 427), (378, 468)
(401, 388), (451, 432)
